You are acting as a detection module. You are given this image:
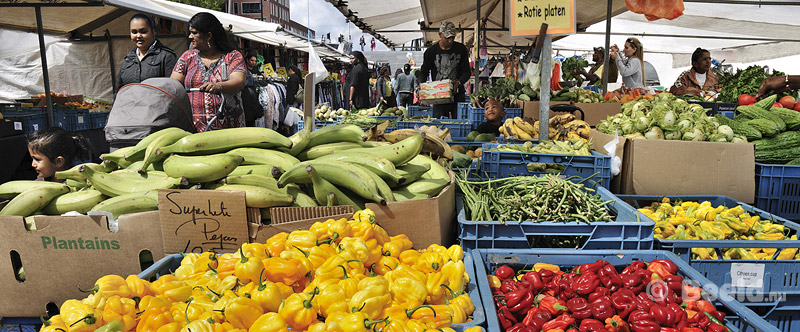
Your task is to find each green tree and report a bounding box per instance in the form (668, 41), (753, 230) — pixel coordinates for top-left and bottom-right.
(168, 0), (224, 11)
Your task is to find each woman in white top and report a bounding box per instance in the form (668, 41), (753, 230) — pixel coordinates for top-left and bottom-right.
(610, 37), (645, 89)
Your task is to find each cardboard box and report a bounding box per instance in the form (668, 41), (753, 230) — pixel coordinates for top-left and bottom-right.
(419, 80), (454, 105)
(0, 211), (165, 317)
(590, 129), (755, 202)
(590, 130), (627, 193)
(249, 172), (457, 248)
(520, 101), (621, 126)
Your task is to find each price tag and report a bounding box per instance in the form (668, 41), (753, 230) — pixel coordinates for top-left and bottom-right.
(730, 263), (765, 288)
(13, 121), (22, 131)
(32, 124), (39, 131)
(78, 116), (84, 124)
(276, 67), (288, 77)
(262, 63), (276, 77)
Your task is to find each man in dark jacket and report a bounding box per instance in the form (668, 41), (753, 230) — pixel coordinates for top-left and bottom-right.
(417, 21), (471, 118)
(286, 65), (303, 106)
(346, 51), (370, 109)
(116, 13), (177, 92)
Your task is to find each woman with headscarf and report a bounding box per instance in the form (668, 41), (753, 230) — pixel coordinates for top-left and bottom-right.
(669, 48), (721, 97)
(610, 37), (645, 89)
(117, 13), (177, 92)
(346, 51), (370, 109)
(170, 12), (246, 132)
(285, 65), (304, 107)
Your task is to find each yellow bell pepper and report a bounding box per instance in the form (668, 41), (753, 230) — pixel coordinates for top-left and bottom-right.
(250, 278), (283, 313)
(390, 264), (427, 284)
(445, 245), (464, 262)
(446, 301), (467, 324)
(390, 277), (428, 309)
(350, 285), (390, 320)
(424, 272), (448, 304)
(279, 248), (314, 278)
(372, 255), (399, 276)
(124, 275), (152, 300)
(399, 250), (422, 266)
(307, 244), (336, 269)
(309, 221), (330, 241)
(314, 255), (347, 282)
(441, 260), (466, 293)
(364, 239), (382, 267)
(409, 304), (453, 328)
(348, 220), (376, 243)
(240, 242), (269, 260)
(40, 315), (67, 332)
(338, 312), (387, 332)
(214, 254), (238, 279)
(81, 294), (107, 310)
(265, 232), (289, 257)
(235, 247), (266, 284)
(487, 275), (501, 289)
(136, 307), (174, 332)
(316, 284), (349, 317)
(337, 265), (361, 298)
(224, 297), (264, 330)
(327, 218), (353, 241)
(357, 275), (389, 291)
(81, 275), (130, 300)
(60, 299), (101, 332)
(101, 296), (136, 331)
(415, 251), (444, 274)
(261, 257), (302, 285)
(353, 209), (376, 224)
(169, 300), (205, 324)
(371, 224), (391, 245)
(338, 237), (370, 263)
(450, 293), (475, 316)
(286, 230), (328, 252)
(382, 235), (413, 257)
(278, 288), (320, 331)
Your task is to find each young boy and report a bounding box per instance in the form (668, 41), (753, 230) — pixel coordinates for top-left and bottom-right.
(475, 99), (505, 136)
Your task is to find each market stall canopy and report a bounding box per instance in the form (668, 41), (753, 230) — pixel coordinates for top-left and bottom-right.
(322, 0), (425, 47)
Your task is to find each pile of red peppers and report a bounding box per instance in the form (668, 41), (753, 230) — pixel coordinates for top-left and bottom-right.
(490, 259), (731, 332)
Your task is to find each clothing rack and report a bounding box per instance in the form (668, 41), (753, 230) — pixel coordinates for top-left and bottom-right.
(316, 80), (345, 110)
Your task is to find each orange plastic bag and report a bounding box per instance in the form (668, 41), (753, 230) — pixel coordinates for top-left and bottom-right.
(625, 0), (684, 21)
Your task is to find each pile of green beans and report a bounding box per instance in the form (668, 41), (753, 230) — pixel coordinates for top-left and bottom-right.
(455, 172), (614, 224)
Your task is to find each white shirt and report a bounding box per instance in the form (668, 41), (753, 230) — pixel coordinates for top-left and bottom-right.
(695, 71), (707, 87)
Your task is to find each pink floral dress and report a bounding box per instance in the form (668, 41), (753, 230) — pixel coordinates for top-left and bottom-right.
(174, 49), (245, 132)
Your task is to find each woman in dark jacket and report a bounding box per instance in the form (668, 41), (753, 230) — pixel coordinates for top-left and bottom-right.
(376, 66), (397, 108)
(117, 13), (177, 91)
(346, 51), (370, 109)
(285, 65), (303, 106)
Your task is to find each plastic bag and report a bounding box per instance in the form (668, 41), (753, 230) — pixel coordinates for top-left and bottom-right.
(602, 131), (623, 176)
(307, 41), (329, 85)
(625, 0), (684, 21)
(522, 60), (541, 90)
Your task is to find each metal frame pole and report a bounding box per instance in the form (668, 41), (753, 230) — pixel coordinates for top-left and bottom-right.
(106, 29), (116, 92)
(602, 0), (612, 94)
(474, 0), (481, 100)
(538, 35), (551, 141)
(36, 6), (54, 127)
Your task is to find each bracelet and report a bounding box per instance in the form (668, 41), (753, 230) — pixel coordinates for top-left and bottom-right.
(786, 75), (791, 89)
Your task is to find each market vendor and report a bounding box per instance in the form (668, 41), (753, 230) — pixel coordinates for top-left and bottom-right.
(116, 13), (177, 92)
(669, 48), (721, 97)
(417, 21), (471, 118)
(475, 99), (505, 136)
(610, 38), (645, 89)
(573, 46), (618, 86)
(756, 75), (800, 98)
(171, 12), (246, 132)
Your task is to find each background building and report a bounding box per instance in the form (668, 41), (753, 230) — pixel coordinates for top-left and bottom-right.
(225, 0), (314, 39)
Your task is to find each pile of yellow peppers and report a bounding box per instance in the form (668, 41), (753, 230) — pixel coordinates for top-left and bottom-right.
(40, 209), (480, 332)
(639, 198), (800, 260)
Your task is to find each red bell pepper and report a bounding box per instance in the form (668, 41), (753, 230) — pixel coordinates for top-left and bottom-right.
(651, 260), (679, 275)
(622, 261), (647, 275)
(579, 259), (605, 275)
(636, 293), (654, 311)
(539, 295), (568, 316)
(663, 275), (683, 293)
(591, 298), (616, 321)
(497, 306), (517, 330)
(622, 273), (645, 294)
(649, 304), (676, 327)
(522, 270), (546, 292)
(507, 322), (536, 332)
(566, 297), (592, 320)
(539, 269), (558, 284)
(706, 323), (728, 332)
(610, 288), (637, 319)
(629, 310), (660, 332)
(680, 328), (703, 332)
(600, 264), (624, 291)
(687, 310), (710, 329)
(496, 265), (515, 280)
(541, 313), (575, 331)
(580, 318), (611, 332)
(589, 287), (611, 303)
(668, 303), (688, 328)
(575, 273), (601, 296)
(660, 328), (679, 332)
(500, 282), (518, 294)
(649, 280), (670, 304)
(709, 310), (725, 322)
(506, 288), (534, 313)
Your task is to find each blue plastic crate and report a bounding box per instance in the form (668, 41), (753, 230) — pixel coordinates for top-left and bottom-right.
(4, 111), (47, 134)
(0, 103), (20, 112)
(479, 143), (612, 188)
(407, 105), (433, 117)
(140, 253), (486, 332)
(467, 104), (522, 129)
(473, 249), (780, 332)
(89, 111), (110, 129)
(738, 296), (800, 332)
(53, 108), (89, 131)
(620, 194), (800, 299)
(457, 102), (470, 119)
(0, 318), (41, 332)
(457, 186), (654, 250)
(397, 119), (473, 141)
(754, 163), (800, 221)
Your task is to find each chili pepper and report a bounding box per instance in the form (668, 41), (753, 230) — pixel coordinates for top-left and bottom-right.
(234, 247), (265, 284)
(40, 315), (67, 332)
(709, 310), (726, 322)
(507, 322), (536, 332)
(687, 310), (711, 329)
(541, 313), (575, 331)
(575, 273), (600, 296)
(599, 264), (623, 291)
(605, 315), (630, 332)
(566, 297), (593, 320)
(636, 293), (653, 311)
(441, 260), (466, 293)
(408, 304), (453, 328)
(579, 259), (605, 275)
(390, 263), (427, 285)
(629, 310), (660, 332)
(497, 306), (517, 330)
(496, 265), (515, 280)
(250, 276), (283, 313)
(707, 324), (728, 332)
(338, 311), (387, 332)
(224, 296), (264, 330)
(262, 257), (302, 285)
(696, 300), (715, 313)
(591, 298), (615, 321)
(649, 304), (676, 327)
(539, 269), (558, 284)
(94, 321), (124, 332)
(350, 285), (391, 320)
(682, 285), (702, 301)
(522, 306), (540, 325)
(589, 287), (611, 303)
(539, 295), (568, 316)
(647, 262), (672, 278)
(580, 318), (611, 332)
(701, 310), (730, 331)
(499, 282), (518, 295)
(622, 274), (644, 294)
(507, 288), (534, 313)
(101, 296), (136, 332)
(650, 260), (678, 275)
(135, 307), (172, 332)
(278, 287), (319, 331)
(610, 288), (636, 319)
(338, 236), (370, 263)
(80, 275), (131, 300)
(248, 312), (289, 332)
(124, 275), (152, 300)
(522, 270), (545, 292)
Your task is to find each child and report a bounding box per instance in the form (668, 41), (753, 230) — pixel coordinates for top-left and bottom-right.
(475, 99), (505, 136)
(27, 127), (91, 181)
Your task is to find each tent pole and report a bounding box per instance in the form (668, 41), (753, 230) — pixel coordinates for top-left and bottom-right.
(474, 0), (480, 102)
(602, 0), (612, 94)
(539, 35), (552, 142)
(36, 5), (54, 127)
(106, 29), (116, 91)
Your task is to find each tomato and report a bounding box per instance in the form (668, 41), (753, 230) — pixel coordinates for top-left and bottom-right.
(780, 96), (796, 109)
(738, 94), (756, 106)
(794, 102), (800, 112)
(773, 102), (783, 108)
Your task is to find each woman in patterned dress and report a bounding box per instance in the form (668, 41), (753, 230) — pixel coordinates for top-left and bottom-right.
(171, 12), (246, 132)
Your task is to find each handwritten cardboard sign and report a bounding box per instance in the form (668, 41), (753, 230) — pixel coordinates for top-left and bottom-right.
(158, 189), (248, 254)
(510, 0), (575, 36)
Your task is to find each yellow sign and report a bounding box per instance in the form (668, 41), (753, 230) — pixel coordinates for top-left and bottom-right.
(276, 67), (288, 77)
(261, 63), (275, 76)
(510, 0), (576, 37)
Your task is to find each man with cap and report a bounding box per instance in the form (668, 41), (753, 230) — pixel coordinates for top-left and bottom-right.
(573, 46), (618, 86)
(346, 50), (371, 109)
(417, 21), (471, 118)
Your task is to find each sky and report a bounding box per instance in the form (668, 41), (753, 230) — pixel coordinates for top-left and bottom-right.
(288, 0), (390, 51)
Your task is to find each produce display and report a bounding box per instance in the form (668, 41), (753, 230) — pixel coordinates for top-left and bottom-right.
(489, 139), (592, 156)
(487, 259), (732, 332)
(36, 209), (476, 332)
(596, 92), (745, 142)
(338, 114), (398, 129)
(314, 103), (348, 121)
(560, 57), (589, 84)
(638, 197), (800, 260)
(0, 125), (452, 219)
(455, 174), (612, 224)
(503, 114), (591, 141)
(716, 65), (791, 104)
(551, 88), (606, 103)
(470, 77), (539, 107)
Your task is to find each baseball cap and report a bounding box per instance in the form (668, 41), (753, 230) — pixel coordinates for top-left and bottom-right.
(439, 21), (457, 39)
